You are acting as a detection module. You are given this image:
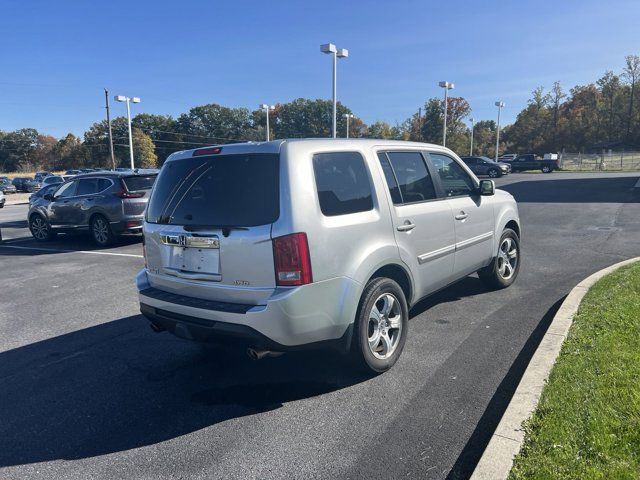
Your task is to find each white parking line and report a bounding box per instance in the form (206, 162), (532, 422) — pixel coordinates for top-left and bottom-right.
(0, 244), (143, 258)
(635, 177), (640, 188)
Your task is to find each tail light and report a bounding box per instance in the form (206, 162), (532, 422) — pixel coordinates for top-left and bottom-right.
(113, 179), (145, 198)
(272, 233), (312, 286)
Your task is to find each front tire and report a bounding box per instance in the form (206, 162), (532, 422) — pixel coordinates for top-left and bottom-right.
(91, 215), (115, 247)
(29, 214), (55, 242)
(478, 228), (520, 289)
(351, 278), (408, 373)
(488, 168), (500, 178)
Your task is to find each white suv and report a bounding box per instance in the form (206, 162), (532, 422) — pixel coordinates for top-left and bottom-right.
(137, 139), (521, 372)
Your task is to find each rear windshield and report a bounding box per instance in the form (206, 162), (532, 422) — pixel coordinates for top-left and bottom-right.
(123, 175), (156, 191)
(146, 153), (279, 227)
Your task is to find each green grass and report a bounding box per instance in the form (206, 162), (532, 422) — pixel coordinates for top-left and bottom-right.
(509, 262), (640, 480)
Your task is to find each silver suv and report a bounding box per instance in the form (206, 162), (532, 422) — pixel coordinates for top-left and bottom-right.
(137, 139), (521, 372)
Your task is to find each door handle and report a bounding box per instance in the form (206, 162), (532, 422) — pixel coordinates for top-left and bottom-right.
(455, 211), (468, 221)
(397, 221), (416, 232)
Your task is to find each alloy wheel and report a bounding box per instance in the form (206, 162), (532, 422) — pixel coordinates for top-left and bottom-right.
(93, 217), (109, 245)
(497, 237), (518, 280)
(367, 293), (403, 360)
(30, 216), (48, 240)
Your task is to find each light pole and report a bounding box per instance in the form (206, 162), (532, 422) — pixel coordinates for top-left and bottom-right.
(469, 117), (475, 156)
(438, 81), (454, 147)
(115, 95), (140, 170)
(260, 104), (275, 141)
(321, 43), (349, 138)
(343, 113), (354, 138)
(495, 101), (505, 162)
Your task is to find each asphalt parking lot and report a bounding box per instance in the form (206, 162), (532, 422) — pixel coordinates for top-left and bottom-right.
(1, 172), (639, 480)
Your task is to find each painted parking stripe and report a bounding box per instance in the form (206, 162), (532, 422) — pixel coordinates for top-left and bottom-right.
(0, 244), (143, 258)
(635, 177), (640, 188)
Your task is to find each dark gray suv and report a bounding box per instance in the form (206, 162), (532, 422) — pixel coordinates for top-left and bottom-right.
(28, 171), (157, 246)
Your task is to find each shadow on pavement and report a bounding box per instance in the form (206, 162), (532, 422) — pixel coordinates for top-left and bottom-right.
(501, 176), (639, 203)
(0, 233), (142, 255)
(445, 295), (566, 480)
(0, 315), (372, 467)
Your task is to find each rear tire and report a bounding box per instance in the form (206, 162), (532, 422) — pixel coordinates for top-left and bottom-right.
(541, 165), (552, 173)
(478, 228), (520, 289)
(351, 278), (408, 373)
(29, 214), (55, 242)
(91, 214), (115, 247)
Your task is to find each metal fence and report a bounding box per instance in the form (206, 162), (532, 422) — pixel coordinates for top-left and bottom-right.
(559, 151), (640, 171)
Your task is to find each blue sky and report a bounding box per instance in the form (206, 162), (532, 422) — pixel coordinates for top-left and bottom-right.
(1, 0), (639, 138)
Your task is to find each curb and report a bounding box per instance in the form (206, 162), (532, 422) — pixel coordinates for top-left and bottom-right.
(470, 256), (640, 480)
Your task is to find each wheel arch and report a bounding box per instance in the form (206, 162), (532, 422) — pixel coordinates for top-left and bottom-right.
(367, 262), (413, 307)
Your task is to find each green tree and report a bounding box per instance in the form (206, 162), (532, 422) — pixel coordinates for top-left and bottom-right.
(132, 128), (157, 168)
(0, 128), (39, 172)
(367, 121), (402, 139)
(53, 133), (89, 170)
(623, 55), (640, 140)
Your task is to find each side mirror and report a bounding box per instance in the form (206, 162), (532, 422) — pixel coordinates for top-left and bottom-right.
(479, 180), (495, 196)
(43, 193), (54, 201)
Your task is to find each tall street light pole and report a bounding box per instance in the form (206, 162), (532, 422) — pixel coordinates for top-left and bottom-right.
(343, 113), (354, 138)
(495, 101), (505, 162)
(321, 43), (348, 138)
(469, 117), (475, 156)
(260, 104), (275, 141)
(115, 95), (140, 170)
(439, 81), (455, 147)
(104, 88), (116, 170)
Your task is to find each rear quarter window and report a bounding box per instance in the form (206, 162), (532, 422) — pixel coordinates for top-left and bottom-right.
(313, 151), (374, 216)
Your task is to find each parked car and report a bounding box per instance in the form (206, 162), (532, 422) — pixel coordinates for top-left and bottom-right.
(42, 175), (65, 187)
(12, 177), (42, 192)
(65, 169), (82, 175)
(28, 171), (158, 246)
(137, 139), (521, 373)
(0, 189), (5, 208)
(34, 171), (51, 182)
(498, 154), (518, 162)
(0, 178), (17, 194)
(460, 156), (510, 178)
(507, 154), (558, 173)
(29, 183), (61, 206)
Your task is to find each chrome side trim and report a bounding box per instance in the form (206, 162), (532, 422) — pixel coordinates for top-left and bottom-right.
(417, 232), (493, 264)
(456, 231), (494, 251)
(418, 244), (456, 264)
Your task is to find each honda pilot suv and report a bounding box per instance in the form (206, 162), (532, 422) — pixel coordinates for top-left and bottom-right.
(138, 139), (521, 372)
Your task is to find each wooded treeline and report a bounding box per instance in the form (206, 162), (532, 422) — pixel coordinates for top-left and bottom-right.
(1, 55), (638, 172)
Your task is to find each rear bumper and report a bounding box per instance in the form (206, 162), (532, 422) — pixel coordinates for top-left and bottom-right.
(136, 269), (361, 350)
(111, 217), (144, 233)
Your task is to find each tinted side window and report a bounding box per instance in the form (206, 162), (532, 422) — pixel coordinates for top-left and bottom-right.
(429, 153), (476, 197)
(98, 178), (113, 192)
(376, 152), (402, 205)
(386, 152), (437, 203)
(54, 181), (78, 198)
(76, 178), (99, 196)
(313, 152), (373, 216)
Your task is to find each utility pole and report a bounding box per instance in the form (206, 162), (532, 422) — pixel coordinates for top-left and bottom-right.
(418, 107), (422, 140)
(104, 89), (116, 170)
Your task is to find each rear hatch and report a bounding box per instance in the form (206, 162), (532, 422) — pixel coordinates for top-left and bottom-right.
(143, 152), (280, 305)
(120, 175), (157, 216)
